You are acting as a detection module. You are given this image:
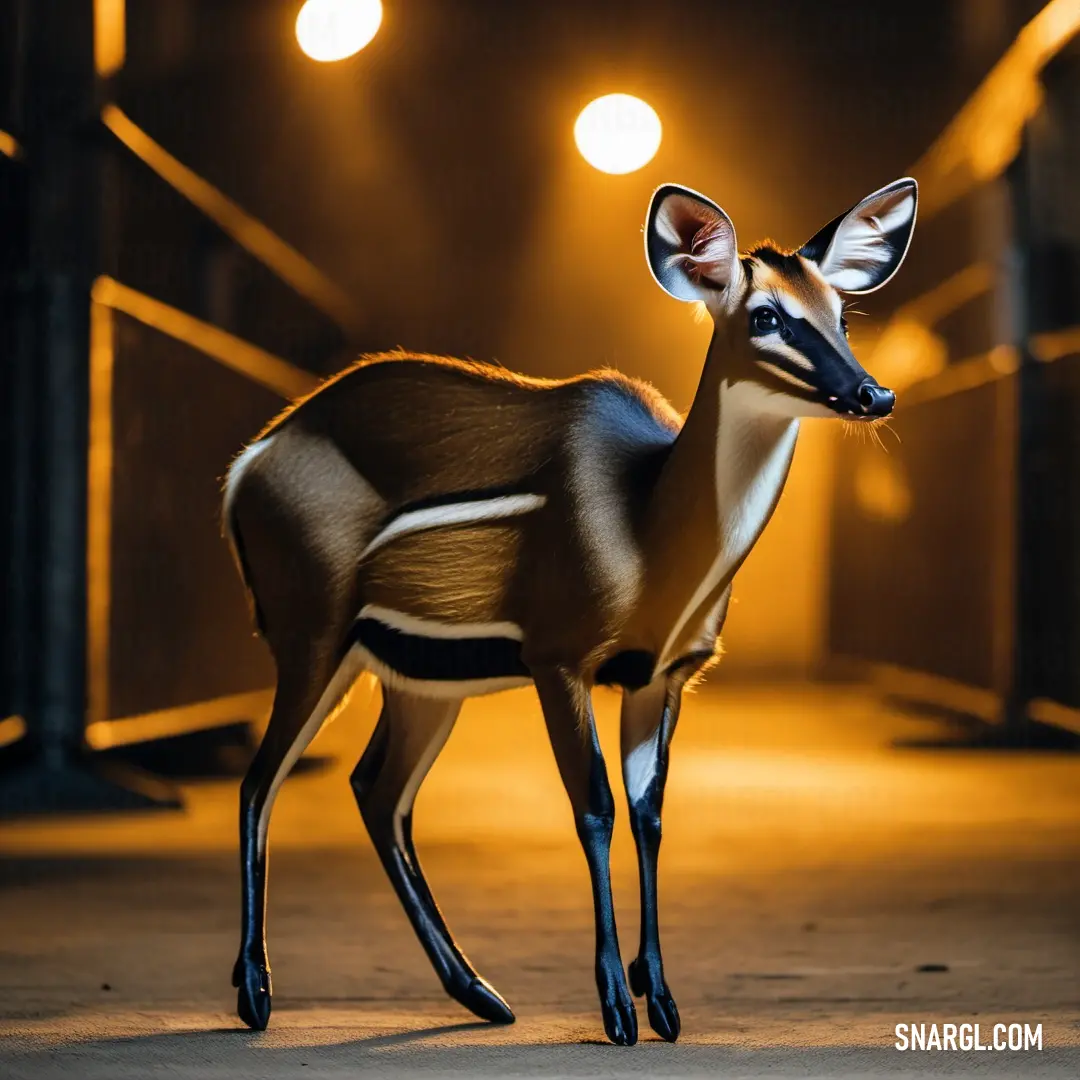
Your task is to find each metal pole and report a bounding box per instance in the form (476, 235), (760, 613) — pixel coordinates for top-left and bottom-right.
(0, 0), (178, 812)
(1002, 141), (1040, 739)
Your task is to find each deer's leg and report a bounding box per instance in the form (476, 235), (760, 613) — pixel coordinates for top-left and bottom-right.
(533, 665), (637, 1046)
(234, 643), (366, 1030)
(620, 675), (683, 1042)
(351, 689), (515, 1025)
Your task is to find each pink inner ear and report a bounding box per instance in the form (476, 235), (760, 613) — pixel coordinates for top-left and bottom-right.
(685, 220), (735, 284)
(654, 192), (738, 292)
(691, 221), (733, 262)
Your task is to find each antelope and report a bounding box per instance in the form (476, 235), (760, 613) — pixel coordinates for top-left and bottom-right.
(223, 177), (917, 1045)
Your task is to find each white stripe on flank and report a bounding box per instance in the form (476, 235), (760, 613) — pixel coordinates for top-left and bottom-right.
(360, 493), (546, 561)
(358, 604), (525, 641)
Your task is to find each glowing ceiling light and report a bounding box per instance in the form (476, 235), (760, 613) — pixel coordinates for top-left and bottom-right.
(295, 0), (383, 63)
(574, 94), (662, 175)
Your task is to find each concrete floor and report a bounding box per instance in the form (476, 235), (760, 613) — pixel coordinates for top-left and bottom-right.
(1, 683), (1078, 1078)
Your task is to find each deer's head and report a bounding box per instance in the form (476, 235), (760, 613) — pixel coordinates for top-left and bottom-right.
(645, 178), (917, 419)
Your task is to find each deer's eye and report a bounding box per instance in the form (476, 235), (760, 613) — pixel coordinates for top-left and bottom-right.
(750, 306), (781, 335)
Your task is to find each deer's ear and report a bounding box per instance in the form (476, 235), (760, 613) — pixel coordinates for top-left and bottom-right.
(798, 178), (917, 294)
(645, 184), (741, 302)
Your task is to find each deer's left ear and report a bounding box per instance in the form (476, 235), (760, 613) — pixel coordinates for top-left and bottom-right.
(798, 178), (918, 294)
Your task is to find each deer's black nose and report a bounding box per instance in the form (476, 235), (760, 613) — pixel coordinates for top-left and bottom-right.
(857, 380), (895, 417)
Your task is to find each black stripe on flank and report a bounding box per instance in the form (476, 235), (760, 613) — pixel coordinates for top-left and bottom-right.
(595, 650), (656, 690)
(351, 618), (531, 683)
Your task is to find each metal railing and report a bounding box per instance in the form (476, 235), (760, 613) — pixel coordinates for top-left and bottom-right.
(846, 0), (1080, 735)
(868, 0), (1080, 402)
(101, 105), (362, 340)
(2, 3), (352, 770)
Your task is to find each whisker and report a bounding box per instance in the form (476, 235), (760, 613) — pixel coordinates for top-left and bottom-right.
(868, 416), (898, 452)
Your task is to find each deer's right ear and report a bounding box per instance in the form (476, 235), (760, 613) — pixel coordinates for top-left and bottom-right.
(645, 184), (741, 303)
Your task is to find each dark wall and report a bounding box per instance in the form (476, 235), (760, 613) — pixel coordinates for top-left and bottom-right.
(827, 34), (1080, 716)
(108, 314), (279, 717)
(114, 0), (1003, 393)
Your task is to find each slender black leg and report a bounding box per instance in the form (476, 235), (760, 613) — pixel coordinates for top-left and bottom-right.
(234, 646), (364, 1030)
(533, 665), (637, 1046)
(351, 688), (514, 1025)
(621, 675), (682, 1041)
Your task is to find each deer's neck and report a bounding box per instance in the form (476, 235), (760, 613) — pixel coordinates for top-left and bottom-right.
(640, 348), (800, 664)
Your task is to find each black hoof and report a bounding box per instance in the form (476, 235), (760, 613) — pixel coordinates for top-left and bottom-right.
(628, 958), (679, 1042)
(645, 988), (680, 1042)
(598, 965), (638, 1046)
(234, 958), (272, 1031)
(601, 991), (638, 1046)
(452, 976), (515, 1025)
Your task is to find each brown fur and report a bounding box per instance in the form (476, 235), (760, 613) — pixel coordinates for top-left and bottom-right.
(228, 353), (689, 678)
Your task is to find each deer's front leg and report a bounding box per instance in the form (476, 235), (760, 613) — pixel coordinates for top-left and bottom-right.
(533, 665), (637, 1046)
(620, 673), (683, 1042)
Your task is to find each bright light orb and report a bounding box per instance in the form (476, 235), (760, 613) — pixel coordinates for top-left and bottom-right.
(574, 94), (662, 175)
(295, 0), (382, 63)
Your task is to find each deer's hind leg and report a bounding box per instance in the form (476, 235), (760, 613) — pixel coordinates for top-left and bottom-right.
(228, 430), (382, 1030)
(351, 688), (515, 1024)
(234, 643), (366, 1030)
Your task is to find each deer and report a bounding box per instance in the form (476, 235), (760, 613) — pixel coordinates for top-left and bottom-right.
(222, 177), (917, 1046)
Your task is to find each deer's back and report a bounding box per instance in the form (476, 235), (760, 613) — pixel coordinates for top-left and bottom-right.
(266, 354), (674, 508)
